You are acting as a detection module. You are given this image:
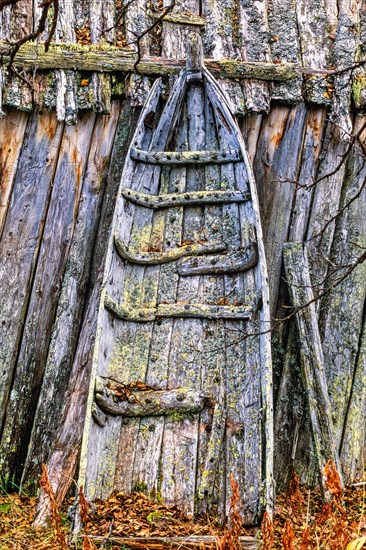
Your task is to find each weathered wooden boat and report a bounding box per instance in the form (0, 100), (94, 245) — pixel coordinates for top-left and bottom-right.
(79, 33), (273, 525)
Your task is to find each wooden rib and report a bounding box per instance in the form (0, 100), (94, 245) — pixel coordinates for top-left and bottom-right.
(131, 147), (242, 164)
(177, 244), (258, 276)
(122, 188), (250, 208)
(94, 378), (211, 417)
(105, 296), (256, 321)
(114, 236), (226, 265)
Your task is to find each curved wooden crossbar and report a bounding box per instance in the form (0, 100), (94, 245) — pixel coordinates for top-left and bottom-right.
(121, 188), (250, 208)
(130, 147), (242, 164)
(105, 295), (257, 321)
(177, 244), (258, 276)
(94, 377), (212, 418)
(114, 236), (226, 265)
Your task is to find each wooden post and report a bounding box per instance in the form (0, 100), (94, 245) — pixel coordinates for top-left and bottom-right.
(186, 32), (203, 81)
(283, 242), (343, 497)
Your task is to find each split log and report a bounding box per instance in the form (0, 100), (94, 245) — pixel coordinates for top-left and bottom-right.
(283, 242), (342, 497)
(90, 0), (114, 113)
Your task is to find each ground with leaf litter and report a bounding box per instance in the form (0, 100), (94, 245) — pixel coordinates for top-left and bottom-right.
(1, 468), (366, 549)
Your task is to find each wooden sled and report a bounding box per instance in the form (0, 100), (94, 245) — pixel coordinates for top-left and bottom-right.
(79, 33), (273, 527)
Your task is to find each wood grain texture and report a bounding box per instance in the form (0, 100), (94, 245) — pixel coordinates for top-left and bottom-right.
(0, 111), (63, 450)
(283, 243), (342, 498)
(21, 103), (120, 491)
(0, 111), (96, 484)
(0, 109), (28, 236)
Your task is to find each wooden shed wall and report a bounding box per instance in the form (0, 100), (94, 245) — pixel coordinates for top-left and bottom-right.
(1, 0), (366, 497)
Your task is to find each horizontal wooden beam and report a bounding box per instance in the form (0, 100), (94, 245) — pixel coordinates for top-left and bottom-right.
(105, 296), (256, 321)
(122, 188), (251, 208)
(0, 41), (318, 82)
(177, 245), (258, 275)
(131, 147), (242, 164)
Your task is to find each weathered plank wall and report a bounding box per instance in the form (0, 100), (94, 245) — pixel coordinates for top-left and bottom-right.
(0, 0), (366, 500)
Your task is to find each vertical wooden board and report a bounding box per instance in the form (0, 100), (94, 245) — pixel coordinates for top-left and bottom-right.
(21, 104), (120, 491)
(196, 97), (225, 514)
(0, 109), (28, 236)
(159, 83), (205, 514)
(320, 115), (366, 449)
(341, 313), (366, 482)
(90, 0), (114, 113)
(252, 106), (290, 217)
(0, 112), (96, 484)
(306, 122), (347, 293)
(332, 0), (362, 137)
(267, 0), (303, 103)
(288, 107), (327, 242)
(241, 114), (263, 165)
(238, 0), (271, 113)
(160, 0), (199, 59)
(54, 0), (78, 123)
(257, 105), (307, 313)
(295, 0), (332, 104)
(0, 110), (63, 439)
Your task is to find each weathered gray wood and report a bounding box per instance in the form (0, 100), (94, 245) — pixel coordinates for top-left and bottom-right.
(90, 0), (114, 113)
(256, 104), (307, 313)
(114, 236), (226, 264)
(186, 31), (203, 81)
(105, 296), (256, 321)
(82, 535), (258, 549)
(283, 242), (342, 497)
(295, 0), (332, 104)
(320, 115), (366, 470)
(0, 111), (63, 444)
(122, 188), (250, 208)
(21, 104), (120, 491)
(131, 147), (242, 164)
(34, 99), (136, 522)
(177, 243), (258, 276)
(54, 0), (78, 123)
(0, 109), (28, 237)
(0, 111), (96, 485)
(267, 0), (303, 102)
(95, 379), (212, 417)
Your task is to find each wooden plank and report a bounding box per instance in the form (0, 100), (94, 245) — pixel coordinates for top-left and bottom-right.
(255, 104), (307, 313)
(288, 107), (327, 242)
(131, 148), (242, 164)
(21, 103), (120, 491)
(0, 109), (29, 237)
(320, 115), (366, 466)
(0, 111), (96, 485)
(90, 0), (114, 113)
(267, 0), (303, 103)
(0, 41), (322, 81)
(114, 237), (226, 264)
(82, 535), (258, 549)
(34, 99), (136, 524)
(295, 0), (332, 103)
(105, 297), (257, 321)
(283, 242), (342, 497)
(54, 0), (78, 123)
(238, 0), (271, 113)
(0, 111), (63, 444)
(122, 188), (251, 208)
